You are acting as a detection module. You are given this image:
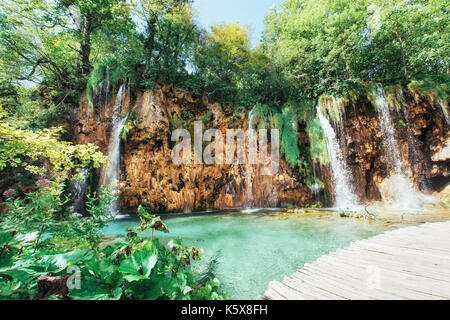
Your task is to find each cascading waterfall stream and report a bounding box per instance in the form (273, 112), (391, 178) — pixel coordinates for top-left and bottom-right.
(102, 84), (128, 215)
(311, 162), (321, 201)
(71, 167), (89, 214)
(245, 106), (256, 208)
(374, 84), (403, 173)
(438, 98), (449, 125)
(374, 83), (421, 209)
(317, 103), (358, 209)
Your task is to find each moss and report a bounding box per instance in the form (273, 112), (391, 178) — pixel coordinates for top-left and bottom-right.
(181, 111), (195, 120)
(247, 103), (304, 168)
(306, 116), (329, 165)
(318, 95), (346, 124)
(86, 62), (108, 106)
(408, 77), (449, 103)
(281, 108), (301, 167)
(120, 112), (138, 142)
(202, 111), (213, 126)
(384, 84), (403, 112)
(86, 55), (143, 107)
(268, 106), (301, 168)
(251, 103), (271, 130)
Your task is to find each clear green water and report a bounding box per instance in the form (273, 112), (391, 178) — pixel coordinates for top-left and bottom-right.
(104, 211), (391, 299)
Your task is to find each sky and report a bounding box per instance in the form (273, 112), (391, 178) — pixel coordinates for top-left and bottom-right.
(193, 0), (282, 47)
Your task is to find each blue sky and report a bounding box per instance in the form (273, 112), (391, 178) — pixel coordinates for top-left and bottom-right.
(193, 0), (281, 47)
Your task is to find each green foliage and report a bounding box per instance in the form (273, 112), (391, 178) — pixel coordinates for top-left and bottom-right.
(262, 0), (448, 100)
(0, 181), (115, 299)
(182, 111), (195, 120)
(339, 207), (379, 219)
(134, 0), (197, 86)
(170, 113), (186, 130)
(195, 278), (224, 300)
(249, 103), (303, 168)
(86, 185), (118, 222)
(1, 0), (448, 125)
(194, 23), (286, 109)
(319, 95), (347, 124)
(119, 112), (138, 142)
(202, 111), (213, 127)
(0, 106), (106, 183)
(396, 120), (407, 128)
(278, 108), (300, 167)
(307, 117), (329, 165)
(408, 77), (450, 102)
(0, 185), (226, 300)
(195, 23), (251, 103)
(137, 205), (169, 242)
(251, 104), (271, 130)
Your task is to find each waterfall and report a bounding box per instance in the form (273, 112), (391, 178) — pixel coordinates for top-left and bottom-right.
(374, 84), (403, 173)
(71, 167), (89, 215)
(311, 162), (321, 201)
(245, 106), (256, 208)
(317, 103), (358, 209)
(438, 98), (449, 125)
(374, 83), (421, 209)
(102, 84), (127, 215)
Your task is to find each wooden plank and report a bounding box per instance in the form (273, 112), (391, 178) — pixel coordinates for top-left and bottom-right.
(292, 268), (374, 300)
(302, 260), (413, 300)
(315, 254), (450, 299)
(262, 221), (450, 300)
(304, 259), (430, 300)
(283, 274), (347, 300)
(267, 281), (308, 300)
(332, 249), (450, 282)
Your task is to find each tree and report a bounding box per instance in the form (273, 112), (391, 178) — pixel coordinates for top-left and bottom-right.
(134, 0), (197, 84)
(368, 0), (449, 82)
(0, 0), (132, 96)
(52, 0), (131, 77)
(194, 22), (253, 104)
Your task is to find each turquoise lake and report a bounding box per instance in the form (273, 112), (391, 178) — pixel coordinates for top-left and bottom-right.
(104, 211), (392, 299)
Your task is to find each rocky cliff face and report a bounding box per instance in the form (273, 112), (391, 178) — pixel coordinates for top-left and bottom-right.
(72, 82), (449, 213)
(73, 84), (312, 213)
(319, 87), (449, 203)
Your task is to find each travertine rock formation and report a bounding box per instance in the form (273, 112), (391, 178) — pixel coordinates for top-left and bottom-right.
(73, 84), (312, 213)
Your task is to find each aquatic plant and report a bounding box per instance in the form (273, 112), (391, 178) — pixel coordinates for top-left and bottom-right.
(339, 207), (378, 220)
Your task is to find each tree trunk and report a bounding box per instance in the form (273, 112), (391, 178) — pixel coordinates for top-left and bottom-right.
(395, 30), (409, 83)
(79, 16), (93, 77)
(142, 20), (157, 79)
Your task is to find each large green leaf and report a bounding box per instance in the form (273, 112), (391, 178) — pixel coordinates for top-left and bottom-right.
(39, 249), (89, 271)
(118, 256), (140, 275)
(118, 252), (158, 281)
(69, 278), (113, 300)
(144, 254), (157, 277)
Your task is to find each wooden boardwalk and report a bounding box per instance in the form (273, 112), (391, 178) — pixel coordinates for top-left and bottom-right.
(262, 221), (450, 300)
